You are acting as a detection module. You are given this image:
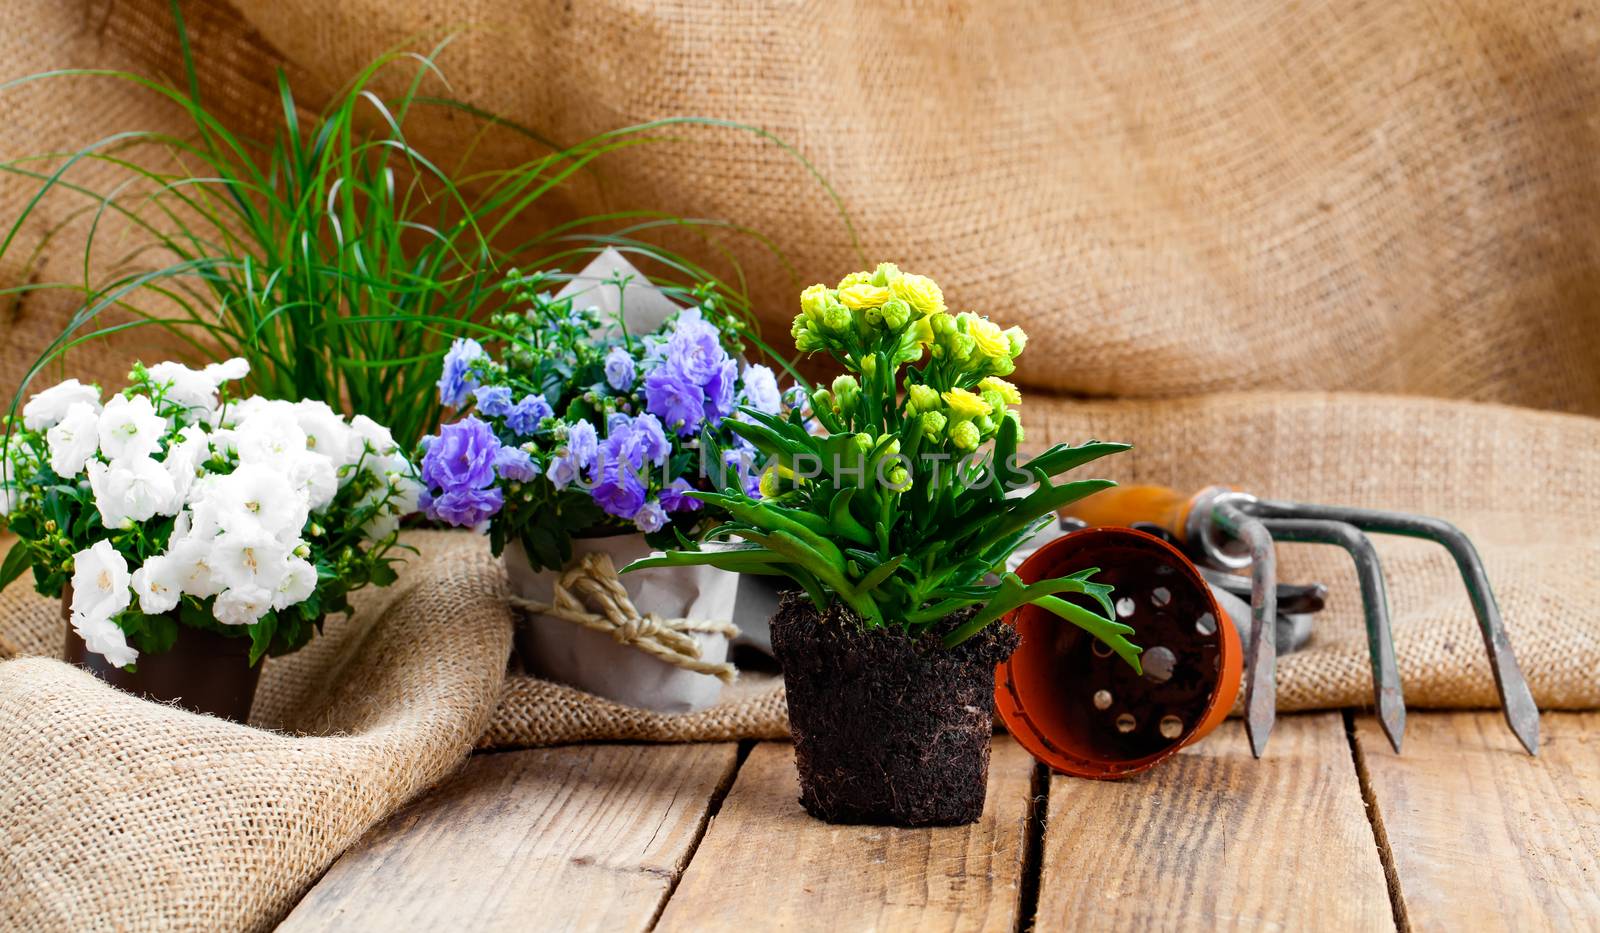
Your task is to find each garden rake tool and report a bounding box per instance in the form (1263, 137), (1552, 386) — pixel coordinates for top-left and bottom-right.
(1062, 485), (1540, 759)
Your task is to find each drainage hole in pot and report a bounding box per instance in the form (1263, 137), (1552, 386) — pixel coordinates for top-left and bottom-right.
(1151, 586), (1172, 607)
(1091, 639), (1114, 659)
(1195, 612), (1217, 636)
(1142, 646), (1176, 683)
(1115, 712), (1137, 733)
(1116, 597), (1136, 619)
(1159, 715), (1184, 740)
(1093, 689), (1113, 710)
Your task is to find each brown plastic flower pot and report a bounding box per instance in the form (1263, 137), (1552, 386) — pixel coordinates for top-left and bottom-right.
(769, 591), (1019, 827)
(61, 595), (261, 724)
(995, 526), (1241, 779)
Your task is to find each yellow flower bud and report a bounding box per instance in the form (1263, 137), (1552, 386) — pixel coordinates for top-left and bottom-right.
(1005, 326), (1028, 357)
(890, 273), (946, 317)
(822, 303), (852, 333)
(978, 376), (1021, 405)
(831, 374), (860, 412)
(800, 283), (832, 321)
(879, 298), (911, 331)
(839, 282), (890, 310)
(948, 420), (980, 451)
(871, 262), (902, 287)
(920, 410), (947, 438)
(942, 387), (990, 420)
(759, 465), (781, 498)
(906, 383), (940, 413)
(838, 271), (873, 289)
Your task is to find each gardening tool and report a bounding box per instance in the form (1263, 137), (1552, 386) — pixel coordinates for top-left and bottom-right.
(997, 526), (1243, 778)
(1064, 485), (1540, 758)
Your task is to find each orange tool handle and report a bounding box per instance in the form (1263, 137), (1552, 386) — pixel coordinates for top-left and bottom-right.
(1062, 485), (1201, 541)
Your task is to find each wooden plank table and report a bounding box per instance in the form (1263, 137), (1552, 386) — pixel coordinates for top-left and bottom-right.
(281, 712), (1600, 931)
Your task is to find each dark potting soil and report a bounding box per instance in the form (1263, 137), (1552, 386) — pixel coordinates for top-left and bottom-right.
(769, 591), (1019, 827)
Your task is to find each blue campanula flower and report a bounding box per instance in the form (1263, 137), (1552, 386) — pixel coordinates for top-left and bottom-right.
(474, 385), (513, 418)
(419, 416), (504, 526)
(437, 338), (487, 408)
(604, 346), (636, 391)
(633, 499), (668, 533)
(493, 446), (540, 482)
(567, 419), (599, 469)
(703, 358), (740, 424)
(660, 477), (702, 513)
(644, 368), (705, 437)
(664, 315), (728, 385)
(546, 453), (579, 490)
(631, 413), (670, 465)
(591, 455), (647, 519)
(506, 394), (554, 436)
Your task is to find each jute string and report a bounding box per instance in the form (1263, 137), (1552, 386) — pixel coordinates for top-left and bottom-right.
(507, 551), (740, 682)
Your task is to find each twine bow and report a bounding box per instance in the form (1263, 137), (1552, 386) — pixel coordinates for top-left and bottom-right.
(508, 551), (739, 682)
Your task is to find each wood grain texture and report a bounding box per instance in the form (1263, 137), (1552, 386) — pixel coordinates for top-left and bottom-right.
(1036, 713), (1392, 931)
(1354, 711), (1600, 931)
(656, 737), (1037, 932)
(278, 743), (740, 933)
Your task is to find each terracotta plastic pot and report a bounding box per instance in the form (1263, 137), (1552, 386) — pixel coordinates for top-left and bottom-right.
(61, 596), (260, 724)
(769, 592), (1018, 827)
(995, 527), (1242, 779)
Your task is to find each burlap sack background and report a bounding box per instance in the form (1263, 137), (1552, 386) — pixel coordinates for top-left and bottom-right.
(3, 0), (1600, 924)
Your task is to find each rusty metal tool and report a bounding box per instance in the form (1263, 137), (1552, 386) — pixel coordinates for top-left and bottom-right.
(1064, 485), (1539, 758)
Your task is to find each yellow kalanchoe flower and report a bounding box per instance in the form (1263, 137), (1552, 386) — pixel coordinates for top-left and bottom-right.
(978, 376), (1021, 405)
(961, 313), (1012, 360)
(890, 272), (946, 318)
(838, 282), (890, 310)
(941, 387), (990, 420)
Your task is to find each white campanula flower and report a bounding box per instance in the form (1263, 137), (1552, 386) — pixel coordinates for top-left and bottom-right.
(23, 379), (101, 431)
(288, 451), (339, 511)
(97, 394), (167, 461)
(295, 400), (359, 471)
(164, 425), (210, 504)
(213, 584), (274, 627)
(272, 557), (318, 611)
(69, 541), (134, 668)
(75, 611), (138, 668)
(351, 414), (398, 456)
(145, 361), (224, 416)
(87, 455), (179, 529)
(130, 553), (184, 615)
(195, 463), (309, 544)
(211, 527), (291, 593)
(45, 402), (101, 478)
(234, 404), (309, 468)
(163, 535), (226, 599)
(203, 357), (249, 384)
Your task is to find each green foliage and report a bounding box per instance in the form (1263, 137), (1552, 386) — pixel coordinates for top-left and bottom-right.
(0, 2), (843, 447)
(629, 263), (1142, 665)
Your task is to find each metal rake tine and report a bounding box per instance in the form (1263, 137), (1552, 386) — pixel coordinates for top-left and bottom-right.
(1257, 517), (1405, 753)
(1251, 499), (1539, 755)
(1214, 500), (1278, 758)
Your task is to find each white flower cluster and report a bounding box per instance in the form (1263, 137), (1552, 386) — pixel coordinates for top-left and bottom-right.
(20, 360), (420, 667)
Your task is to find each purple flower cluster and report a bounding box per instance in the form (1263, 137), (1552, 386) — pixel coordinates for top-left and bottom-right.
(425, 302), (786, 544)
(643, 312), (747, 436)
(419, 416), (505, 527)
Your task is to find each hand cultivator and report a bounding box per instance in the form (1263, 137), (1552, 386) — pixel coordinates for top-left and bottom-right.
(1064, 485), (1540, 758)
